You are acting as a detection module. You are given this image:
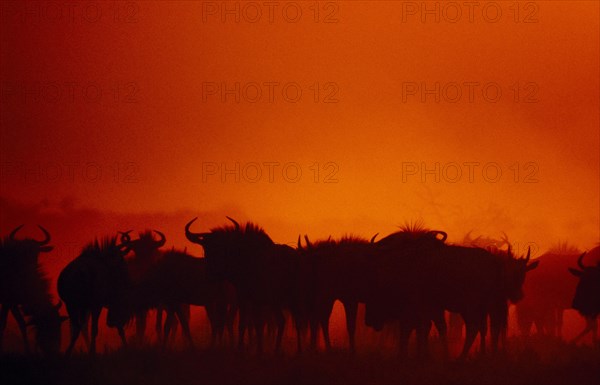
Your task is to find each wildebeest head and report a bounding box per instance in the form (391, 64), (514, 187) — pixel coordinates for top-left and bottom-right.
(118, 229), (166, 260)
(185, 216), (273, 281)
(2, 225), (53, 266)
(502, 246), (539, 303)
(568, 251), (600, 318)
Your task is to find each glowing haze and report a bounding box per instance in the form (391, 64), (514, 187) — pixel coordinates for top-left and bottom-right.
(1, 1), (598, 261)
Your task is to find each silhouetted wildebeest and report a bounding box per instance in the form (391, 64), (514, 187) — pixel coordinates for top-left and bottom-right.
(447, 231), (511, 342)
(58, 236), (131, 355)
(364, 228), (450, 357)
(107, 246), (237, 348)
(297, 235), (376, 352)
(116, 229), (188, 344)
(568, 246), (600, 344)
(515, 244), (600, 339)
(365, 227), (538, 359)
(0, 225), (65, 355)
(185, 217), (303, 353)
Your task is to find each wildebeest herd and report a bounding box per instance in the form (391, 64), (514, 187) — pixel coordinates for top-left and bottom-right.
(0, 219), (599, 359)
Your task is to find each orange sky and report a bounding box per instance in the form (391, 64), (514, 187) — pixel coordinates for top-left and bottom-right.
(1, 1), (599, 256)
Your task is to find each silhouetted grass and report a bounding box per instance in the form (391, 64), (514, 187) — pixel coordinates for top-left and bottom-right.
(1, 339), (598, 385)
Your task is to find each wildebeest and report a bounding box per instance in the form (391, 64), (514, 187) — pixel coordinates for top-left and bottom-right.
(364, 226), (538, 359)
(297, 235), (376, 352)
(116, 229), (188, 344)
(0, 225), (65, 355)
(515, 244), (599, 339)
(58, 236), (131, 355)
(107, 246), (237, 348)
(364, 227), (449, 357)
(568, 246), (600, 344)
(185, 217), (303, 353)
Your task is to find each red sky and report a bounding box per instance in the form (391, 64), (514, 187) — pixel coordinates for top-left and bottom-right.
(1, 1), (599, 259)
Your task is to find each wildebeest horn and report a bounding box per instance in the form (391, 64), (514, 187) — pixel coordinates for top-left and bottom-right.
(577, 252), (588, 270)
(370, 233), (379, 244)
(429, 230), (447, 242)
(185, 217), (207, 244)
(297, 235), (303, 250)
(118, 230), (133, 244)
(9, 224), (25, 241)
(524, 246), (531, 262)
(304, 235), (313, 249)
(226, 216), (240, 230)
(153, 230), (166, 247)
(500, 231), (510, 247)
(36, 225), (51, 245)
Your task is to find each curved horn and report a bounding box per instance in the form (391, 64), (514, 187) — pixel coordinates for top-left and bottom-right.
(500, 231), (510, 247)
(304, 235), (313, 249)
(118, 230), (133, 245)
(370, 233), (379, 244)
(297, 235), (303, 250)
(185, 217), (206, 244)
(429, 230), (447, 242)
(35, 225), (51, 245)
(463, 230), (473, 243)
(226, 216), (240, 230)
(577, 252), (588, 270)
(116, 231), (133, 253)
(153, 230), (166, 247)
(524, 246), (531, 262)
(9, 224), (25, 241)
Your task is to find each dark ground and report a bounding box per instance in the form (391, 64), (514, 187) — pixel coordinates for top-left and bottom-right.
(1, 338), (599, 385)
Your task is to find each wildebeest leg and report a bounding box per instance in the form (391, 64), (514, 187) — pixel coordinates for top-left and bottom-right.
(460, 316), (479, 360)
(320, 301), (334, 351)
(320, 316), (332, 351)
(163, 310), (177, 348)
(479, 314), (487, 356)
(274, 308), (286, 353)
(205, 303), (218, 348)
(571, 317), (597, 344)
(343, 301), (358, 352)
(89, 307), (102, 355)
(0, 305), (9, 352)
(416, 320), (432, 359)
(489, 302), (507, 354)
(175, 305), (194, 348)
(226, 303), (236, 347)
(398, 322), (411, 358)
(65, 307), (85, 357)
(117, 326), (127, 348)
(433, 312), (448, 358)
(135, 310), (147, 344)
(309, 317), (319, 350)
(81, 317), (91, 349)
(10, 306), (31, 353)
(237, 306), (248, 351)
